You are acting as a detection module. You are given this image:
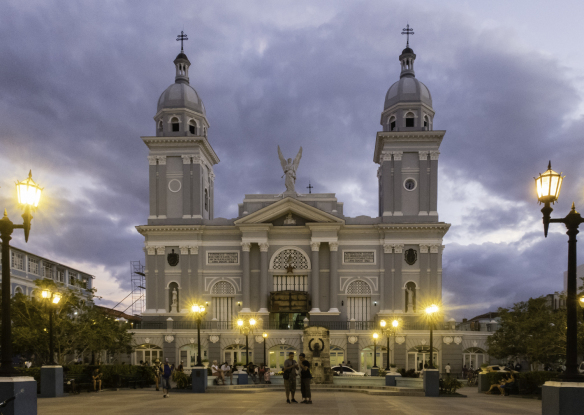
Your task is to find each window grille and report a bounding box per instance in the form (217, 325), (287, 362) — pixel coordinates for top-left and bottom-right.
(273, 275), (308, 291)
(11, 251), (24, 270)
(69, 272), (77, 286)
(347, 297), (370, 321)
(43, 264), (54, 279)
(28, 258), (39, 275)
(272, 249), (309, 270)
(57, 270), (65, 283)
(346, 280), (371, 295)
(213, 297), (233, 322)
(211, 281), (235, 295)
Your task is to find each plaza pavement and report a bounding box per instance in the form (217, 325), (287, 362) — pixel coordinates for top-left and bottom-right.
(37, 386), (542, 415)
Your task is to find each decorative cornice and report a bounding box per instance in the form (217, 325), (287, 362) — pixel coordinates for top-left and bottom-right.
(156, 246), (166, 255)
(189, 246), (199, 255)
(329, 242), (339, 252)
(393, 244), (404, 253)
(136, 225), (204, 235)
(430, 244), (440, 253)
(259, 243), (269, 252)
(146, 246), (156, 256)
(181, 155), (193, 164)
(383, 244), (393, 254)
(381, 151), (392, 162)
(241, 242), (251, 252)
(179, 246), (189, 255)
(378, 223), (451, 234)
(430, 151), (440, 161)
(310, 242), (320, 252)
(419, 244), (429, 254)
(147, 156), (158, 165)
(392, 151), (403, 161)
(141, 136), (220, 165)
(418, 151), (429, 161)
(157, 156), (166, 165)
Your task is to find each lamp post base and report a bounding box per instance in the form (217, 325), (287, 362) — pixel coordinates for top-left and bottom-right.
(423, 369), (439, 397)
(40, 366), (63, 398)
(0, 376), (37, 415)
(370, 367), (379, 377)
(542, 381), (584, 415)
(191, 368), (208, 393)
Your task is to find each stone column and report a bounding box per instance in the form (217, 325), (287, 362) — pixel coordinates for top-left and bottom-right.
(419, 245), (429, 304)
(418, 151), (429, 215)
(180, 246), (189, 305)
(146, 246), (157, 310)
(241, 242), (251, 313)
(380, 151), (393, 217)
(310, 242), (321, 313)
(383, 244), (393, 312)
(392, 152), (403, 216)
(329, 242), (339, 312)
(393, 244), (404, 312)
(157, 156), (167, 218)
(181, 155), (192, 218)
(190, 246), (199, 298)
(156, 246), (166, 313)
(430, 245), (440, 300)
(148, 156), (157, 218)
(259, 243), (269, 313)
(429, 151), (439, 216)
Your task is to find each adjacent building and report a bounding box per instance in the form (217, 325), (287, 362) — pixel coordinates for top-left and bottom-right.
(131, 40), (494, 375)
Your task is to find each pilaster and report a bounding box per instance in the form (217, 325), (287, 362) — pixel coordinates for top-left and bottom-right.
(157, 157), (167, 219)
(383, 244), (394, 312)
(182, 155), (193, 219)
(310, 242), (321, 313)
(393, 244), (404, 312)
(418, 151), (429, 215)
(259, 243), (269, 313)
(392, 152), (403, 216)
(241, 242), (251, 313)
(329, 242), (339, 312)
(429, 151), (439, 216)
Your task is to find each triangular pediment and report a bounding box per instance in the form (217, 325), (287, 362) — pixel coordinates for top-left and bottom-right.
(234, 197), (345, 225)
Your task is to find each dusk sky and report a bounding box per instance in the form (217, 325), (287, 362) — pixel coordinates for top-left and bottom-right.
(2, 0), (584, 320)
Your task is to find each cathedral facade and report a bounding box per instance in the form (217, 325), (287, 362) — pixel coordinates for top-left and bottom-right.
(131, 42), (494, 375)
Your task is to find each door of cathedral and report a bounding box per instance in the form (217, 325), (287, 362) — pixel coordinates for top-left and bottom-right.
(347, 297), (370, 322)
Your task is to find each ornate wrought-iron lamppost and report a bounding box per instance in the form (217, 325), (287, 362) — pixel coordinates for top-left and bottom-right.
(380, 319), (400, 371)
(262, 332), (268, 366)
(236, 317), (256, 367)
(190, 304), (207, 366)
(425, 304), (439, 369)
(0, 170), (43, 377)
(41, 289), (62, 365)
(535, 162), (584, 381)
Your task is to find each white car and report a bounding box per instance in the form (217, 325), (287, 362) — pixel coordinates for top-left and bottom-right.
(578, 362), (584, 374)
(331, 366), (365, 376)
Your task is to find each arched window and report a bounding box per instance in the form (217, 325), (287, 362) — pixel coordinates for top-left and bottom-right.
(423, 115), (429, 130)
(171, 117), (180, 132)
(346, 280), (372, 322)
(158, 120), (163, 132)
(211, 281), (235, 323)
(204, 189), (209, 211)
(189, 119), (197, 134)
(405, 112), (415, 128)
(330, 345), (345, 367)
(225, 344), (252, 366)
(134, 344), (162, 365)
(389, 116), (396, 131)
(268, 345), (297, 370)
(272, 249), (309, 270)
(179, 343), (208, 368)
(463, 347), (487, 370)
(211, 281), (235, 295)
(407, 345), (439, 372)
(203, 127), (207, 136)
(14, 286), (23, 295)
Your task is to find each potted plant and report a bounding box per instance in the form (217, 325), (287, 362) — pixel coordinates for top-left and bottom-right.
(202, 359), (209, 368)
(235, 361), (244, 372)
(390, 364), (397, 373)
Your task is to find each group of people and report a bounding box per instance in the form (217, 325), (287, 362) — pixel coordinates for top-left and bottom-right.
(485, 373), (515, 396)
(210, 361), (272, 385)
(283, 352), (313, 404)
(152, 358), (175, 398)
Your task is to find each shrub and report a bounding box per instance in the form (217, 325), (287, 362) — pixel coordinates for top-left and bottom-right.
(440, 377), (463, 394)
(378, 369), (386, 377)
(483, 371), (559, 395)
(399, 368), (419, 378)
(172, 371), (191, 389)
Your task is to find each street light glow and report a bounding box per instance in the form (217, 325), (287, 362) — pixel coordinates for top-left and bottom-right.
(380, 320), (386, 328)
(16, 170), (43, 208)
(249, 318), (256, 326)
(373, 332), (379, 339)
(52, 292), (62, 304)
(263, 332), (268, 338)
(237, 319), (243, 326)
(191, 305), (200, 313)
(392, 319), (399, 328)
(535, 162), (563, 204)
(41, 289), (51, 299)
(426, 304), (439, 314)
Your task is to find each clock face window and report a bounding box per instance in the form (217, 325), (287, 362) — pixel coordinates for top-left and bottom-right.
(404, 178), (417, 191)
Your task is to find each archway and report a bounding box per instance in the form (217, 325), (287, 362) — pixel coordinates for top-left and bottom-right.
(360, 345), (387, 374)
(268, 345), (297, 370)
(179, 343), (208, 368)
(330, 345), (345, 367)
(133, 344), (163, 365)
(463, 347), (487, 371)
(407, 345), (439, 372)
(224, 344), (252, 366)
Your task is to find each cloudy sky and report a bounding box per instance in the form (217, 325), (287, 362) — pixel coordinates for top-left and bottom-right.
(2, 0), (584, 320)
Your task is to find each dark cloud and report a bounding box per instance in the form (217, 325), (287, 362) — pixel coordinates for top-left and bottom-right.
(1, 1), (583, 314)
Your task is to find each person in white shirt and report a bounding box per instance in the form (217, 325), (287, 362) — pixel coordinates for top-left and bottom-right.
(445, 363), (451, 377)
(211, 360), (225, 385)
(221, 362), (233, 385)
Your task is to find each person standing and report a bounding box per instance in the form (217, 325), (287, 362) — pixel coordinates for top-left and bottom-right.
(283, 352), (299, 404)
(153, 359), (162, 391)
(299, 353), (312, 404)
(339, 361), (343, 376)
(445, 363), (451, 377)
(162, 358), (174, 398)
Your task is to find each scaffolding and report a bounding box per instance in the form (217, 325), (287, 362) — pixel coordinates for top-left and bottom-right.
(130, 261), (146, 316)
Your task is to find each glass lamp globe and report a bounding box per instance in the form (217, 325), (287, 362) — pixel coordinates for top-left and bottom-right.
(380, 320), (386, 328)
(16, 170), (43, 209)
(535, 162), (564, 204)
(52, 292), (62, 304)
(392, 319), (399, 328)
(41, 289), (51, 299)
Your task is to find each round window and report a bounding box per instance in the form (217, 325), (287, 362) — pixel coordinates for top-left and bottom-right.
(168, 179), (182, 193)
(404, 178), (417, 191)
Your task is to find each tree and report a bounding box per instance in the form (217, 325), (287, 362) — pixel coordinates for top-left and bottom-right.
(487, 296), (584, 367)
(6, 279), (132, 365)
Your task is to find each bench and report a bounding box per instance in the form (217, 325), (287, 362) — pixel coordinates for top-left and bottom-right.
(64, 373), (93, 394)
(503, 382), (519, 396)
(121, 375), (148, 389)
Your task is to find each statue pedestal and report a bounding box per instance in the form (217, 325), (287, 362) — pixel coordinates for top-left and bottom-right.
(0, 376), (37, 415)
(542, 381), (584, 415)
(40, 366), (63, 398)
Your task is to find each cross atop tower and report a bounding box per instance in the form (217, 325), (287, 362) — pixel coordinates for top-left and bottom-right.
(401, 24), (414, 47)
(176, 31), (188, 52)
(307, 181), (313, 194)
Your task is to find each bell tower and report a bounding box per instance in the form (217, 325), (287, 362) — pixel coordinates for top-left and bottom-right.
(143, 35), (219, 225)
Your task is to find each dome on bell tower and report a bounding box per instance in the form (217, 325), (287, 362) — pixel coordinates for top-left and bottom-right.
(157, 52), (206, 116)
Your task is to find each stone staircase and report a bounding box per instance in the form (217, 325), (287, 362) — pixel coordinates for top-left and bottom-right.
(206, 383), (424, 396)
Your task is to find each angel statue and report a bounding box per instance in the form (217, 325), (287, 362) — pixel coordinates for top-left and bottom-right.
(277, 145), (303, 193)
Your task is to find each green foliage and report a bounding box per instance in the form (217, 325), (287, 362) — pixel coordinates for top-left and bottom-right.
(398, 368), (420, 378)
(378, 369), (386, 377)
(483, 371), (559, 395)
(172, 371), (192, 389)
(440, 377), (463, 394)
(487, 296), (584, 366)
(6, 279), (132, 365)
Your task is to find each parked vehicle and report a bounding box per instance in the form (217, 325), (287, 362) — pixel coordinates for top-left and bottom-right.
(578, 362), (584, 374)
(331, 366), (365, 376)
(480, 365), (516, 374)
